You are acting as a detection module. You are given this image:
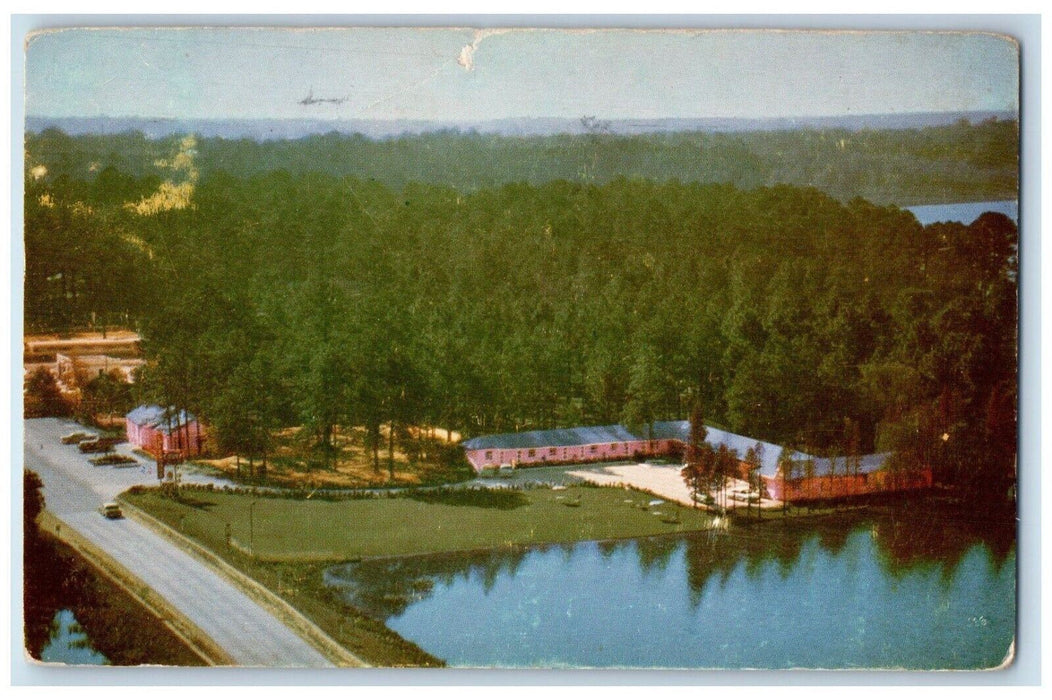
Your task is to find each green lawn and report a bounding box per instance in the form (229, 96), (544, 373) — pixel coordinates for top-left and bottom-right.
(124, 485), (714, 561)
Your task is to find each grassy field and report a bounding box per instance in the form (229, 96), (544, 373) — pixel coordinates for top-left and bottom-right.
(123, 483), (715, 666)
(124, 485), (715, 561)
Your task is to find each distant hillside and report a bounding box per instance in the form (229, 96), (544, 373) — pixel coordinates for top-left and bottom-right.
(24, 116), (1018, 206)
(26, 111), (1016, 141)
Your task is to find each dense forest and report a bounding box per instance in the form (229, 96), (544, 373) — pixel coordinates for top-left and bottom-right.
(25, 117), (1018, 205)
(23, 126), (1017, 497)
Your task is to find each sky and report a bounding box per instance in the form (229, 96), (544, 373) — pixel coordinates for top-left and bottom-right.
(25, 27), (1019, 121)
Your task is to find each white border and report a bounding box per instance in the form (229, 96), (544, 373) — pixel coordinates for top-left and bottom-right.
(5, 11), (1043, 690)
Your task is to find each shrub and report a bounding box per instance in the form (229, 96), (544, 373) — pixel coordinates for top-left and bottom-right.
(24, 368), (71, 418)
(89, 453), (136, 466)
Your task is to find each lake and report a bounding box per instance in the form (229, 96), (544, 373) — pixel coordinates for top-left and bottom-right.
(906, 200), (1017, 226)
(39, 609), (108, 665)
(325, 502), (1015, 669)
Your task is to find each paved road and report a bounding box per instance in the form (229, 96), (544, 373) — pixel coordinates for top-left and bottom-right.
(23, 418), (333, 668)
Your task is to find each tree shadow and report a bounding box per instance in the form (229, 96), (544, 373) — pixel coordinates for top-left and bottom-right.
(405, 488), (529, 510)
(164, 491), (218, 510)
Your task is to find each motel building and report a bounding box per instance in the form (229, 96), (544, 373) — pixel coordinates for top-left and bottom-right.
(462, 420), (933, 504)
(462, 420), (793, 475)
(766, 453), (934, 502)
(125, 404), (206, 461)
(462, 424), (667, 471)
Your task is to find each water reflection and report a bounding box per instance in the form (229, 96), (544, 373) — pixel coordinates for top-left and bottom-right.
(868, 501), (1015, 578)
(326, 499), (1015, 668)
(40, 609), (108, 666)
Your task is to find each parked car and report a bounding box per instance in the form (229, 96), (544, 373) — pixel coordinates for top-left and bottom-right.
(79, 436), (122, 453)
(100, 502), (123, 519)
(60, 431), (94, 445)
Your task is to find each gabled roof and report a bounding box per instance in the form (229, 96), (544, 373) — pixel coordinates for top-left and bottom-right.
(126, 404), (165, 426)
(126, 404), (197, 434)
(787, 453), (891, 478)
(462, 424), (643, 451)
(649, 420), (809, 477)
(463, 419), (813, 475)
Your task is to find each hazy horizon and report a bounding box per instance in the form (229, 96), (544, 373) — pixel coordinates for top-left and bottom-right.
(25, 110), (1018, 143)
(26, 28), (1019, 123)
(25, 108), (1015, 122)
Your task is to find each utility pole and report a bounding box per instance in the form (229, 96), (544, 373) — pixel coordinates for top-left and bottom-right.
(249, 500), (259, 556)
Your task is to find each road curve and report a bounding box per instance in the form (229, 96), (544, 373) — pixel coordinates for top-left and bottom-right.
(24, 418), (334, 668)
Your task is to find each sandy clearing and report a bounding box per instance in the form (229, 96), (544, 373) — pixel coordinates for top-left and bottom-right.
(568, 462), (783, 509)
(568, 463), (697, 506)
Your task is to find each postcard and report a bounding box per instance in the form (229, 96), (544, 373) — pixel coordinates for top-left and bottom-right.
(20, 24), (1019, 672)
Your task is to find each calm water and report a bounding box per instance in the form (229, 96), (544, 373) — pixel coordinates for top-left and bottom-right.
(326, 505), (1015, 669)
(906, 200), (1017, 226)
(39, 609), (108, 665)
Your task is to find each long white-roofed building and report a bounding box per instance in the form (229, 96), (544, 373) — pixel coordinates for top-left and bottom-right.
(462, 420), (932, 503)
(461, 420), (794, 473)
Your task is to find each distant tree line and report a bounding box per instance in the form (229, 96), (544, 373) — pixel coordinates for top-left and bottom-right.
(23, 144), (1017, 498)
(26, 117), (1017, 206)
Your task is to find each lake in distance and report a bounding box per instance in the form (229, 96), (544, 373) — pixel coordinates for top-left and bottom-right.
(326, 502), (1015, 669)
(905, 200), (1017, 226)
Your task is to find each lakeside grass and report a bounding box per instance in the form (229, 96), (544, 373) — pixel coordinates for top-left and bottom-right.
(122, 484), (715, 666)
(124, 485), (714, 561)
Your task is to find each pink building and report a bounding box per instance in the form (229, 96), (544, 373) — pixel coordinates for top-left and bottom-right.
(125, 404), (205, 460)
(461, 424), (672, 471)
(462, 420), (787, 474)
(464, 420), (932, 503)
(763, 454), (934, 502)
